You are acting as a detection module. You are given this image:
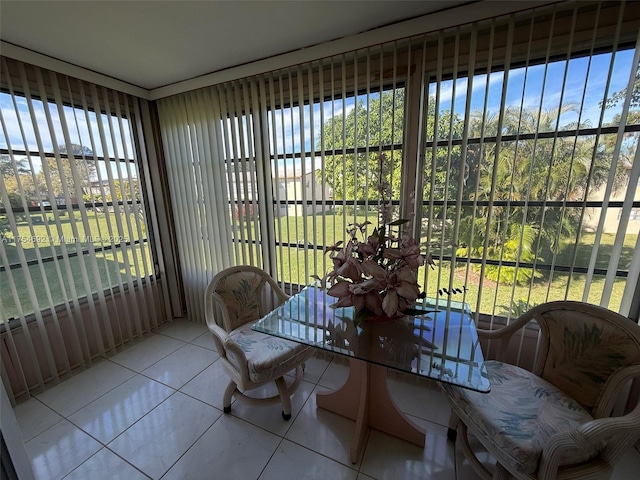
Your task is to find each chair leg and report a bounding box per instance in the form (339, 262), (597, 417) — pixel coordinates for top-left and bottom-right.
(275, 376), (292, 420)
(223, 379), (236, 413)
(447, 409), (460, 442)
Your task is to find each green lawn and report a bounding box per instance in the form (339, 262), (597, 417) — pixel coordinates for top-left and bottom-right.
(248, 213), (635, 316)
(2, 209), (634, 321)
(1, 211), (152, 321)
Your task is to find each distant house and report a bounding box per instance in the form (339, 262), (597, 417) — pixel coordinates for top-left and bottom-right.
(89, 179), (111, 199)
(584, 165), (640, 234)
(277, 167), (333, 217)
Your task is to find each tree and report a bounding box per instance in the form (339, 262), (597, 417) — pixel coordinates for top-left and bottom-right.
(40, 144), (96, 203)
(319, 90), (405, 206)
(317, 90), (627, 285)
(457, 104), (618, 284)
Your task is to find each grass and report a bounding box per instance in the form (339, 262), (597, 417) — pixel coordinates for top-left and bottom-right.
(2, 209), (634, 322)
(250, 212), (635, 316)
(1, 211), (152, 321)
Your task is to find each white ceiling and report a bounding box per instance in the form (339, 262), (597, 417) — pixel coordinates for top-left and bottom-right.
(0, 0), (470, 91)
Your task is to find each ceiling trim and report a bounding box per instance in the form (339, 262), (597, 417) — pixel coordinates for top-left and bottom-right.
(0, 41), (151, 99)
(149, 0), (560, 101)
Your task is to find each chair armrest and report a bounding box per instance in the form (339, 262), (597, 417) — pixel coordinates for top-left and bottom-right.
(476, 313), (538, 362)
(205, 320), (252, 383)
(539, 402), (640, 478)
(205, 320), (230, 358)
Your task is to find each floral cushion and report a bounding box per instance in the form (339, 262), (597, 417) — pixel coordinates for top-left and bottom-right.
(215, 272), (266, 331)
(442, 360), (599, 474)
(540, 311), (640, 412)
(228, 322), (314, 384)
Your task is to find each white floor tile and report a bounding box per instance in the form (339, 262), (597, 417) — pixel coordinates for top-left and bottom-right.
(259, 439), (357, 480)
(179, 359), (231, 410)
(13, 398), (64, 442)
(387, 377), (452, 427)
(162, 415), (281, 480)
(285, 386), (356, 467)
(454, 433), (495, 480)
(191, 331), (218, 351)
(25, 419), (101, 480)
(295, 353), (332, 384)
(317, 357), (349, 390)
(230, 379), (315, 436)
(360, 422), (455, 480)
(67, 374), (174, 443)
(64, 448), (149, 480)
(107, 392), (220, 479)
(109, 334), (185, 372)
(142, 343), (218, 389)
(36, 361), (135, 417)
(356, 474), (377, 480)
(159, 319), (209, 342)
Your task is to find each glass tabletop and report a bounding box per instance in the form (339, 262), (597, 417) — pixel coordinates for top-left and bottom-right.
(252, 285), (490, 392)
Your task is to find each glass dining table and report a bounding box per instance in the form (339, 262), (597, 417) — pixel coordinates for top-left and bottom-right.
(252, 284), (490, 464)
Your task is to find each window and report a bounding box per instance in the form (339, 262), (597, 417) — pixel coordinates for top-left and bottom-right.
(157, 1), (639, 322)
(0, 59), (154, 324)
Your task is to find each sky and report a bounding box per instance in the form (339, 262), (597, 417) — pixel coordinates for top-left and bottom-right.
(1, 48), (637, 178)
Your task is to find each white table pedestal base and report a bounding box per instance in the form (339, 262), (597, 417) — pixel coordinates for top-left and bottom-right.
(316, 358), (426, 464)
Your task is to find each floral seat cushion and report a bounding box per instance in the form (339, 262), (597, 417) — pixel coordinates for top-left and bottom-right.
(441, 360), (598, 474)
(228, 323), (314, 384)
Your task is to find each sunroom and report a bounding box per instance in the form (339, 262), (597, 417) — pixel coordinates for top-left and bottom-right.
(1, 1), (639, 479)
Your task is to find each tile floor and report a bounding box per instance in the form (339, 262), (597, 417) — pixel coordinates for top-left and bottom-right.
(12, 319), (640, 480)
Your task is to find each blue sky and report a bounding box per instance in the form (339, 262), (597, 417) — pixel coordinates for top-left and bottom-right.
(433, 49), (636, 128)
(1, 48), (636, 171)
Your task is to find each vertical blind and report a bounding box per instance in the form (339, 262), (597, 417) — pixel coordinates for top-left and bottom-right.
(158, 0), (639, 325)
(0, 58), (164, 402)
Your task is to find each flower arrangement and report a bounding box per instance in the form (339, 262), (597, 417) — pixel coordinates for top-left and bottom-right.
(316, 165), (435, 322)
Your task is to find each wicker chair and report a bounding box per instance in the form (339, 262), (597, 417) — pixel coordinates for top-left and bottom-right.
(204, 265), (314, 420)
(440, 301), (640, 479)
